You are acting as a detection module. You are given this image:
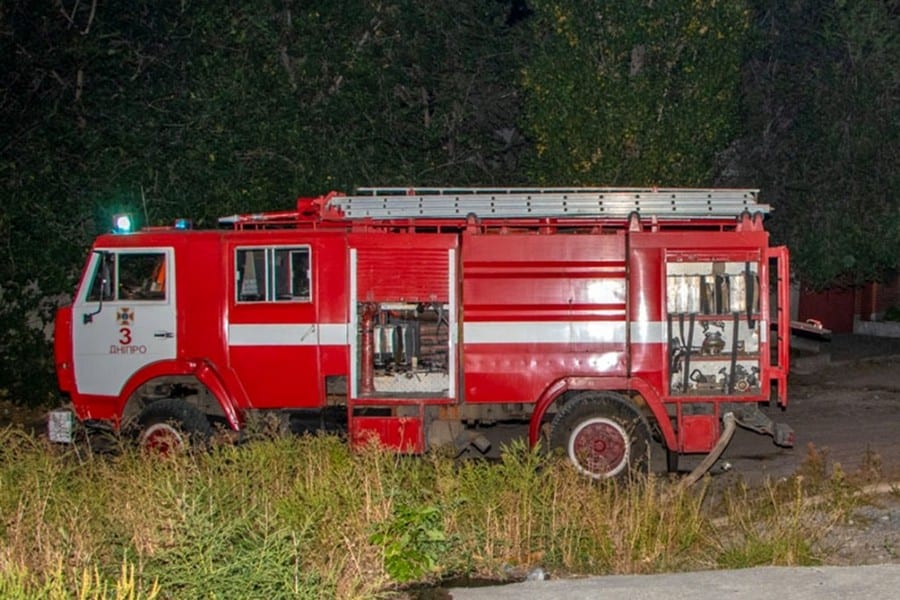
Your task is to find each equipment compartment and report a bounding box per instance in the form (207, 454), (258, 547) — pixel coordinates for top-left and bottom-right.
(665, 260), (762, 397)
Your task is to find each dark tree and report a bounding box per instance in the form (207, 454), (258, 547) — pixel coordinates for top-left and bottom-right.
(738, 0), (899, 287)
(0, 0), (529, 404)
(519, 0), (750, 185)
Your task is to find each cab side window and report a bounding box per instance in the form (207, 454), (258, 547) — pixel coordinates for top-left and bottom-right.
(236, 246), (311, 303)
(236, 248), (267, 301)
(118, 253), (167, 300)
(86, 252), (167, 301)
(274, 248), (310, 301)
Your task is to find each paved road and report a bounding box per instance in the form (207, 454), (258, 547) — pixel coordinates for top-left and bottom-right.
(448, 564), (900, 599)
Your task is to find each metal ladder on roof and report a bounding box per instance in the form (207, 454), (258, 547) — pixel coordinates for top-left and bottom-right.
(329, 187), (769, 220)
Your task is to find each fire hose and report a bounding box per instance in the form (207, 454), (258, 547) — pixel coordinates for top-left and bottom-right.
(680, 412), (737, 488)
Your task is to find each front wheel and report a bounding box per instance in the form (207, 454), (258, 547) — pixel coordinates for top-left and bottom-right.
(136, 399), (212, 455)
(549, 391), (651, 479)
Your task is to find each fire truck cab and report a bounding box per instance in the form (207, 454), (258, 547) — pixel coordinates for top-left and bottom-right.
(52, 187), (793, 478)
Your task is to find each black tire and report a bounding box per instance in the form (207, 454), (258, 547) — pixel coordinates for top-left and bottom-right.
(549, 391), (651, 479)
(136, 399), (212, 455)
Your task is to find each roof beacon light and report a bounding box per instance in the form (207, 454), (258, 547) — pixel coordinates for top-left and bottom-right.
(112, 214), (134, 234)
(174, 218), (192, 230)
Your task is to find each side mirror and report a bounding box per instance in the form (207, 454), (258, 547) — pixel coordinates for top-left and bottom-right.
(83, 251), (112, 324)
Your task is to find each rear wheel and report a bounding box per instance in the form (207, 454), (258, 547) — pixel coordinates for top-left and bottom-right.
(549, 391), (651, 479)
(136, 399), (212, 455)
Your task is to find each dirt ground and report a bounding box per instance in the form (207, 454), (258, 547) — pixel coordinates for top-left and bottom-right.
(694, 334), (900, 566)
(699, 352), (900, 483)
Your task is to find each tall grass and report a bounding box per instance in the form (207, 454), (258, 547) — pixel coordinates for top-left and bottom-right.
(0, 428), (860, 598)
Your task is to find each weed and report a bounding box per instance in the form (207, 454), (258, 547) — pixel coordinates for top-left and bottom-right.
(857, 447), (883, 484)
(711, 477), (827, 568)
(370, 504), (448, 583)
(796, 442), (830, 485)
(0, 558), (159, 600)
(0, 427), (882, 596)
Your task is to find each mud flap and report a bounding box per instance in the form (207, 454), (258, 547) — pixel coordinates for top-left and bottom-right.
(773, 422), (795, 448)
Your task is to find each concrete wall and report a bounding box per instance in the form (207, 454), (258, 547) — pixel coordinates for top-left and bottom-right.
(854, 317), (900, 338)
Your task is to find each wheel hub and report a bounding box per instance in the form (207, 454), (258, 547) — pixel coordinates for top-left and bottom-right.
(569, 418), (629, 478)
(139, 423), (186, 456)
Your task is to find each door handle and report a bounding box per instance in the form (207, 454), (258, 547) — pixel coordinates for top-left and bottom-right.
(153, 331), (174, 339)
(300, 325), (316, 342)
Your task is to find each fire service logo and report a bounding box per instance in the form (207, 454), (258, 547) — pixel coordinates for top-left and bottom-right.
(110, 307), (147, 354)
(116, 307), (134, 326)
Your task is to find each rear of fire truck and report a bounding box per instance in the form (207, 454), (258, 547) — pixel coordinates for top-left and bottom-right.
(630, 213), (794, 476)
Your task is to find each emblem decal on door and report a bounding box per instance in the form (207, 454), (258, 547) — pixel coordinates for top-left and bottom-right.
(109, 307), (147, 354)
(116, 307), (134, 326)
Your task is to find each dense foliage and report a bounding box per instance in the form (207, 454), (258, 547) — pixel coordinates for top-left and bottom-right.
(738, 0), (900, 287)
(0, 1), (529, 403)
(1, 0), (897, 403)
(521, 0), (749, 185)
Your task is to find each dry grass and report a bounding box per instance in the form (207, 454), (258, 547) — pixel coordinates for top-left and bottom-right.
(0, 428), (870, 598)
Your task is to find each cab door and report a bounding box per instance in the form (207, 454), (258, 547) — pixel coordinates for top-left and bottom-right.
(72, 248), (177, 397)
(226, 243), (321, 408)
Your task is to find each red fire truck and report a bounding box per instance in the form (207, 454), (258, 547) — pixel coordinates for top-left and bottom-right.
(51, 187), (793, 478)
